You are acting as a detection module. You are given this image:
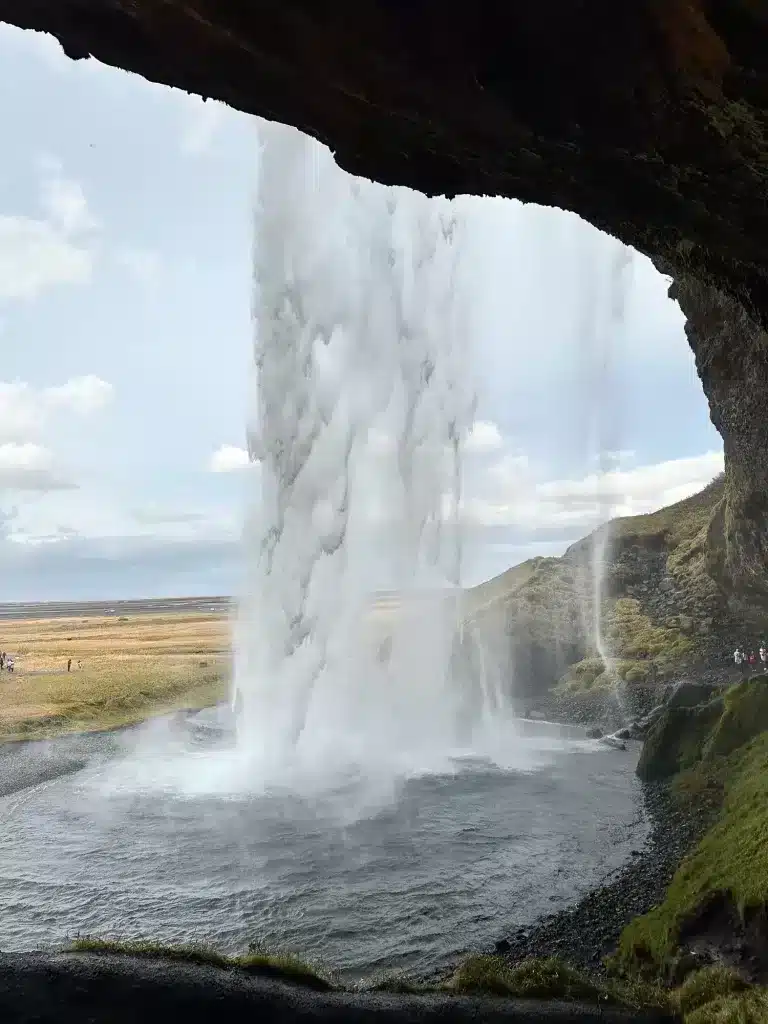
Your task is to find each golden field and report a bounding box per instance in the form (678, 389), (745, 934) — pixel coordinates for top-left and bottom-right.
(0, 612), (231, 742)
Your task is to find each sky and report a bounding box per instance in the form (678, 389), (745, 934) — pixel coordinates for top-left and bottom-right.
(0, 24), (723, 602)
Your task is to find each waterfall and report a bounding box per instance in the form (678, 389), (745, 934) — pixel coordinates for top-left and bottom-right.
(233, 122), (500, 775)
(586, 240), (633, 696)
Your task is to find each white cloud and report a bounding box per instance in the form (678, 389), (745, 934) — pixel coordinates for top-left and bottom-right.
(464, 419), (504, 453)
(466, 449), (724, 533)
(5, 488), (240, 548)
(0, 159), (98, 301)
(209, 444), (251, 473)
(0, 216), (92, 300)
(0, 443), (74, 491)
(43, 375), (113, 415)
(537, 451), (724, 519)
(0, 376), (112, 494)
(180, 98), (227, 156)
(0, 376), (113, 443)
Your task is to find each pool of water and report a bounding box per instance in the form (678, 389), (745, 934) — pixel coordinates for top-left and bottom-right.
(0, 714), (647, 981)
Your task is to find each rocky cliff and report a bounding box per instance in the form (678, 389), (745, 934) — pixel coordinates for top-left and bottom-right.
(3, 2), (767, 595)
(467, 475), (766, 700)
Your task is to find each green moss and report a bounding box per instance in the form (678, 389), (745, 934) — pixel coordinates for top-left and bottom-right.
(618, 695), (768, 972)
(558, 657), (608, 692)
(703, 679), (768, 760)
(69, 937), (331, 990)
(606, 598), (694, 669)
(623, 662), (651, 684)
(674, 966), (749, 1017)
(558, 597), (698, 693)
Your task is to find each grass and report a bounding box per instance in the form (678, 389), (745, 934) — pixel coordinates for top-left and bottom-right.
(67, 941), (674, 1009)
(673, 966), (749, 1017)
(684, 987), (768, 1022)
(618, 681), (768, 973)
(466, 557), (553, 616)
(610, 474), (725, 548)
(444, 955), (668, 1009)
(69, 937), (330, 991)
(606, 598), (694, 668)
(0, 612), (230, 741)
(74, 941), (768, 1018)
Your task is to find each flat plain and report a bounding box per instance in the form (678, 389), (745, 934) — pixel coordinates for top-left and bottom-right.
(0, 609), (231, 742)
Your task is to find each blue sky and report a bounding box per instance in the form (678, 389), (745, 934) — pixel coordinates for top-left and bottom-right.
(0, 24), (723, 601)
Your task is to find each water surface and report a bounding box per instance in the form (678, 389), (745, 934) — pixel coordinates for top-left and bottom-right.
(0, 716), (646, 981)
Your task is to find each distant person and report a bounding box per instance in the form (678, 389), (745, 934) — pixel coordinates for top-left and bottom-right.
(6, 657), (14, 673)
(749, 651), (757, 666)
(760, 646), (766, 666)
(734, 648), (743, 666)
(67, 658), (72, 673)
(0, 652), (4, 670)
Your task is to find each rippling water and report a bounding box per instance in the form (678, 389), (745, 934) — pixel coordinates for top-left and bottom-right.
(0, 715), (646, 981)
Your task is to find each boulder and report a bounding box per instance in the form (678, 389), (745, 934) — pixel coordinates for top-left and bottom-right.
(636, 696), (725, 782)
(665, 680), (721, 711)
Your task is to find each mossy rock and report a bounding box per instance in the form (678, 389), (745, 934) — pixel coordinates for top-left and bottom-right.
(636, 696), (725, 782)
(623, 663), (651, 684)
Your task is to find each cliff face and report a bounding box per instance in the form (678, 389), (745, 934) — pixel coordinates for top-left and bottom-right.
(3, 1), (768, 593)
(468, 477), (753, 699)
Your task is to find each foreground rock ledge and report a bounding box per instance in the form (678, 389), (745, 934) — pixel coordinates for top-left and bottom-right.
(0, 953), (673, 1023)
(3, 0), (768, 590)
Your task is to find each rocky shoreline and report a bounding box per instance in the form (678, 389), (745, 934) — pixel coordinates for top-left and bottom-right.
(496, 684), (723, 978)
(494, 780), (715, 977)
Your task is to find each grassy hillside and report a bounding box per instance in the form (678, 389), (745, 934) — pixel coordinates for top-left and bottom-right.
(466, 475), (741, 698)
(611, 678), (768, 1020)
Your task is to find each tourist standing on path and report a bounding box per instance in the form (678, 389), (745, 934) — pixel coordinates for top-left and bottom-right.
(67, 658), (72, 672)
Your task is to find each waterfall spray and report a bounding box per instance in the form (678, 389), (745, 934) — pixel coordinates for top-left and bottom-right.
(234, 123), (496, 774)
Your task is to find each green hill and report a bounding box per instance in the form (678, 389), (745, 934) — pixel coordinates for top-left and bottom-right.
(465, 474), (760, 698)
